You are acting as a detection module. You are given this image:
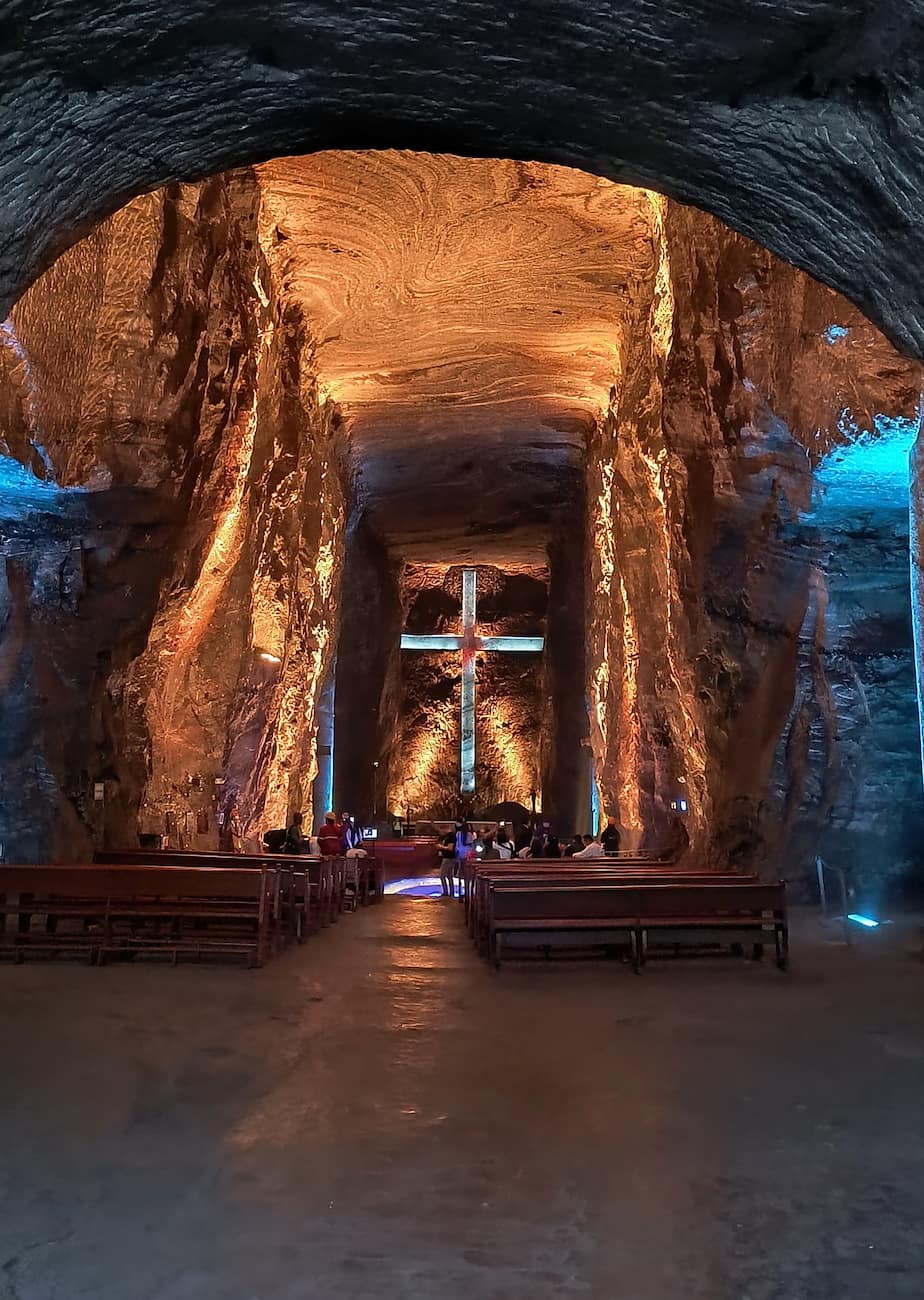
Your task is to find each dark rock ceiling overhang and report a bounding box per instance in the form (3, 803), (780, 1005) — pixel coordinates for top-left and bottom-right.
(1, 2), (922, 365)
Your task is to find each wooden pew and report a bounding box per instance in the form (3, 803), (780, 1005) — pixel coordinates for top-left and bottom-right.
(0, 865), (276, 966)
(95, 848), (321, 933)
(488, 883), (645, 970)
(634, 882), (788, 970)
(357, 856), (385, 904)
(96, 848), (380, 921)
(459, 853), (672, 904)
(472, 871), (752, 953)
(484, 879), (786, 971)
(467, 862), (753, 948)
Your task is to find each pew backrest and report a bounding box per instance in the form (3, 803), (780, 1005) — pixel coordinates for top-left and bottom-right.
(489, 881), (784, 923)
(0, 864), (270, 900)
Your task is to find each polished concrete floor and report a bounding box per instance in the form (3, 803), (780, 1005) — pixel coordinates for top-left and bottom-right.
(2, 900), (924, 1299)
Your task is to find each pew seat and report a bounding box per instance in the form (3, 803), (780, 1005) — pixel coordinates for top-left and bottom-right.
(482, 879), (787, 972)
(0, 865), (276, 966)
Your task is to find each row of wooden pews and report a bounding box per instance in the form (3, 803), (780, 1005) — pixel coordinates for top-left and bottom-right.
(0, 849), (385, 968)
(463, 859), (789, 972)
(94, 849), (386, 917)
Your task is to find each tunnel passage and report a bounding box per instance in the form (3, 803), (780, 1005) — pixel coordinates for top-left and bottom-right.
(0, 148), (922, 897)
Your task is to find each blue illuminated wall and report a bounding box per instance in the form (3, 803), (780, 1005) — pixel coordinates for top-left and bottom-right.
(0, 452), (175, 862)
(770, 415), (924, 902)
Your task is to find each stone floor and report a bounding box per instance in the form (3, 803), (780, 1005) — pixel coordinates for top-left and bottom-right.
(2, 900), (924, 1300)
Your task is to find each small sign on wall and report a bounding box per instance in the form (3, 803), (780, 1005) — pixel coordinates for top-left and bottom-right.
(93, 783), (105, 803)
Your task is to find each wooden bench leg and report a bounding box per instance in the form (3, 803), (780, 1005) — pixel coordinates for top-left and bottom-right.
(631, 927), (642, 974)
(776, 923), (789, 971)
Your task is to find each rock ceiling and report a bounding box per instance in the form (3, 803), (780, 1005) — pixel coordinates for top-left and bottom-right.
(3, 3), (924, 368)
(256, 151), (657, 561)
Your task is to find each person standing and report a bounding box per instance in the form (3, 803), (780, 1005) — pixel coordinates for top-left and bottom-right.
(438, 830), (457, 897)
(285, 812), (308, 855)
(601, 817), (621, 856)
(317, 811), (345, 856)
(226, 804), (244, 855)
(454, 820), (476, 897)
(342, 813), (364, 851)
(495, 827), (514, 859)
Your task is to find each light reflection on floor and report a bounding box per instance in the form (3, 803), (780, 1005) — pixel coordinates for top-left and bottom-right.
(383, 874), (447, 899)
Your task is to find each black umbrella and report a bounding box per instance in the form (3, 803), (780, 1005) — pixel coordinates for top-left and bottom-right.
(480, 800), (532, 830)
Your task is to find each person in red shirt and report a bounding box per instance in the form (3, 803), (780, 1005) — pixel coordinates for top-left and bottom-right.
(317, 811), (344, 856)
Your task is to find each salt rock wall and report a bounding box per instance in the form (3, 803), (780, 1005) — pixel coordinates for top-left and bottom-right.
(331, 513), (405, 827)
(773, 431), (924, 903)
(587, 198), (922, 873)
(0, 172), (345, 860)
(0, 476), (178, 862)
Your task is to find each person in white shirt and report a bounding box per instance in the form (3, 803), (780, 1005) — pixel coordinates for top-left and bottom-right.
(573, 835), (606, 860)
(342, 814), (365, 851)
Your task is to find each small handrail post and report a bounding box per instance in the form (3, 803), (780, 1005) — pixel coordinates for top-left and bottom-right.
(815, 856), (827, 917)
(816, 855), (851, 946)
(839, 865), (851, 948)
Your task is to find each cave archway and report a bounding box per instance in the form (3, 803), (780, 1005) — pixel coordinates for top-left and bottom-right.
(1, 144), (922, 891)
(2, 3), (923, 360)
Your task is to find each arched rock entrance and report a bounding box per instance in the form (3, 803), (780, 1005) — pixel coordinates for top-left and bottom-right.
(1, 2), (923, 358)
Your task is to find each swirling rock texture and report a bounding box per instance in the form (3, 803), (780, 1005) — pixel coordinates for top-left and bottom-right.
(0, 2), (922, 364)
(0, 144), (922, 893)
(0, 171), (345, 858)
(256, 151), (648, 563)
(588, 197), (922, 872)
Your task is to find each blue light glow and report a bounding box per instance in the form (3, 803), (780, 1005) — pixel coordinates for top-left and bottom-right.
(824, 324), (850, 344)
(0, 317), (55, 480)
(847, 914), (880, 929)
(0, 453), (88, 523)
(912, 430), (924, 808)
(813, 416), (917, 514)
(384, 874), (444, 898)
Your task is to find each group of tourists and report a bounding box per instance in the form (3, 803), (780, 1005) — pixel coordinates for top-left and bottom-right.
(257, 810), (367, 857)
(437, 816), (622, 897)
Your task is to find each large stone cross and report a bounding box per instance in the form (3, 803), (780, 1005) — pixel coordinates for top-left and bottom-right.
(400, 568), (544, 797)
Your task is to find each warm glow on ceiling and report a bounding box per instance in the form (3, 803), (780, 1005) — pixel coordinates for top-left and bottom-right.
(256, 151), (659, 557)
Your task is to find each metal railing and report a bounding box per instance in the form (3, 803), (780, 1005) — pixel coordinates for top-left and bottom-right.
(816, 856), (852, 945)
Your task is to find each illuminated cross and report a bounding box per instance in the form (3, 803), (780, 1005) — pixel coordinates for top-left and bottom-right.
(400, 568), (545, 797)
